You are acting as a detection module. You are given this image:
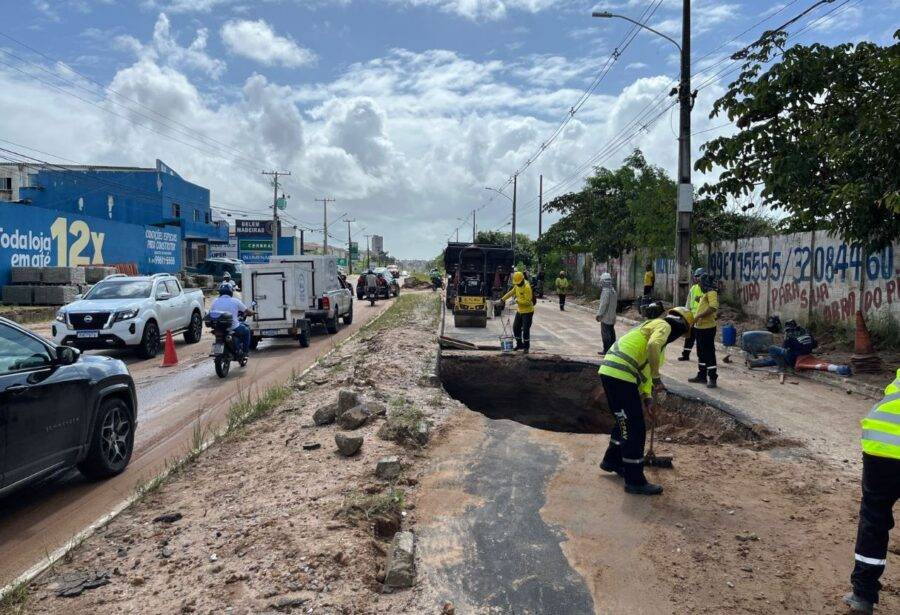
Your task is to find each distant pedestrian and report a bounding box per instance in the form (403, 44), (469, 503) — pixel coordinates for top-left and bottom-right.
(643, 263), (655, 297)
(678, 268), (705, 362)
(555, 270), (570, 311)
(688, 273), (719, 388)
(502, 271), (536, 353)
(595, 272), (617, 355)
(843, 368), (900, 615)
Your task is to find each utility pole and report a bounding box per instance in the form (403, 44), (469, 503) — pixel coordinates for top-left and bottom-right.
(262, 170), (290, 257)
(345, 217), (355, 274)
(456, 228), (459, 242)
(315, 197), (335, 255)
(675, 0), (693, 306)
(511, 173), (518, 254)
(472, 209), (476, 243)
(538, 174), (543, 277)
(363, 234), (372, 269)
(300, 229), (305, 255)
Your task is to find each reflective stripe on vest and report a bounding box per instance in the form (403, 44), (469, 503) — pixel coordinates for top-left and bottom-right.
(861, 390), (900, 460)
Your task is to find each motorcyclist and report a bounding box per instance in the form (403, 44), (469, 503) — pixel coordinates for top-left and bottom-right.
(208, 283), (254, 356)
(222, 271), (238, 291)
(430, 267), (442, 289)
(364, 268), (379, 295)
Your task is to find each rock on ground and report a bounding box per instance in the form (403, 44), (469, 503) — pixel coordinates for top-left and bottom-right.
(335, 432), (364, 456)
(313, 402), (338, 426)
(337, 406), (368, 430)
(384, 531), (416, 588)
(376, 456), (402, 480)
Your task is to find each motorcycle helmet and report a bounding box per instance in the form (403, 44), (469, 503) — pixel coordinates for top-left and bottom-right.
(218, 283), (233, 296)
(693, 267), (706, 279)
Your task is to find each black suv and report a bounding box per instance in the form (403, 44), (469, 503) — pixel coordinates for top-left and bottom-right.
(0, 317), (137, 497)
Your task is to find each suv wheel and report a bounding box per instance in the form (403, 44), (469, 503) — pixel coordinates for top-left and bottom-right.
(299, 327), (311, 347)
(78, 398), (134, 479)
(343, 301), (354, 325)
(183, 310), (202, 344)
(137, 321), (161, 359)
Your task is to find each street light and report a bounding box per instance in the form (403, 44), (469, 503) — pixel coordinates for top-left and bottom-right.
(485, 183), (517, 252)
(484, 187), (512, 203)
(593, 3), (693, 305)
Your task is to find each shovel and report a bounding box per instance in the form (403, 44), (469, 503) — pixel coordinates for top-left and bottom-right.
(646, 389), (674, 469)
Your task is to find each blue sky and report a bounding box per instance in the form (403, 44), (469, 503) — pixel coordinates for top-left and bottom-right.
(1, 0), (895, 256)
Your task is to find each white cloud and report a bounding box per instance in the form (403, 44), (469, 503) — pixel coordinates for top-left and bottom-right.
(221, 19), (316, 67)
(116, 13), (226, 79)
(399, 0), (558, 21)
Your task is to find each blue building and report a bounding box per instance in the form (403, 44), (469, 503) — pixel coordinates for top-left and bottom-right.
(0, 159), (228, 268)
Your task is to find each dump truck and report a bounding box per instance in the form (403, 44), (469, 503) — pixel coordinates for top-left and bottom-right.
(443, 242), (515, 327)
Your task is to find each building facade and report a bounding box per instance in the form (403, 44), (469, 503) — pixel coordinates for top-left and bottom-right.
(0, 160), (228, 273)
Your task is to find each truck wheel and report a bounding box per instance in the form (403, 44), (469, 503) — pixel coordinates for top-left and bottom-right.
(214, 356), (230, 378)
(77, 397), (134, 479)
(137, 321), (161, 359)
(183, 310), (202, 344)
(299, 328), (311, 348)
(343, 302), (354, 324)
(326, 314), (340, 334)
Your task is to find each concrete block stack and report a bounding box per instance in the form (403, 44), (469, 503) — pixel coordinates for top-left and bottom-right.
(41, 267), (86, 285)
(2, 266), (88, 306)
(82, 266), (118, 284)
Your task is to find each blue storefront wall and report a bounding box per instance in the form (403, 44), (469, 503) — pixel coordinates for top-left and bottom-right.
(0, 203), (181, 284)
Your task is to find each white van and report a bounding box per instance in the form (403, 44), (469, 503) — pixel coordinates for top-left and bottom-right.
(244, 255), (353, 348)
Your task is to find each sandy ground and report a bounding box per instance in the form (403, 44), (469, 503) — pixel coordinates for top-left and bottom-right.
(13, 292), (454, 614)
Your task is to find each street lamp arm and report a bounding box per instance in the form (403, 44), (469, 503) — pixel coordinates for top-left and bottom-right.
(592, 11), (681, 52)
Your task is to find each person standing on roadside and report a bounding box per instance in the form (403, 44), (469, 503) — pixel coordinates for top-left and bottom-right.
(843, 368), (900, 615)
(643, 263), (655, 297)
(555, 270), (570, 311)
(595, 272), (617, 355)
(688, 273), (719, 388)
(502, 271), (536, 353)
(678, 268), (705, 362)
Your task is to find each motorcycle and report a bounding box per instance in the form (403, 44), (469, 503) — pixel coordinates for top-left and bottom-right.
(205, 312), (248, 378)
(430, 276), (443, 292)
(366, 285), (378, 306)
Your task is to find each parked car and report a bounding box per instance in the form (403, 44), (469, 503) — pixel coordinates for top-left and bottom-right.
(0, 317), (137, 497)
(244, 255), (353, 349)
(189, 258), (244, 286)
(355, 269), (399, 300)
(52, 274), (205, 358)
(377, 268), (401, 298)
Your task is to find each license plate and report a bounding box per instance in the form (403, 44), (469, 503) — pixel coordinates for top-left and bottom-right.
(212, 343), (224, 354)
(261, 328), (284, 336)
(77, 331), (99, 338)
(459, 297), (483, 308)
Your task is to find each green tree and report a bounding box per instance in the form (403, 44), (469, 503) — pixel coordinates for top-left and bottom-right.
(696, 31), (900, 250)
(475, 230), (536, 268)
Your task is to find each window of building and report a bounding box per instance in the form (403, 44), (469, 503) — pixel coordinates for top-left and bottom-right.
(172, 203), (181, 218)
(205, 212), (211, 224)
(1, 178), (11, 190)
(193, 208), (201, 222)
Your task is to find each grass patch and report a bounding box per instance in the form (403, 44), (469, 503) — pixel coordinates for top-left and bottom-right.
(361, 292), (433, 334)
(226, 384), (292, 435)
(0, 580), (29, 614)
(377, 397), (427, 446)
(867, 311), (900, 351)
(341, 487), (406, 521)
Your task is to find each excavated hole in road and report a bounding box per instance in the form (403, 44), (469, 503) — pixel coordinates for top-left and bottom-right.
(440, 352), (771, 448)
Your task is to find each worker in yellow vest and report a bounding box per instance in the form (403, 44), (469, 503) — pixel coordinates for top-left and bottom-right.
(555, 270), (570, 311)
(598, 306), (694, 495)
(844, 368), (900, 614)
(688, 273), (720, 388)
(643, 263), (655, 297)
(502, 271), (536, 353)
(678, 268), (706, 362)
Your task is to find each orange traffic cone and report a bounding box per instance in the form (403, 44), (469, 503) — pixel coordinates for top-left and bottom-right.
(851, 310), (882, 373)
(161, 329), (178, 367)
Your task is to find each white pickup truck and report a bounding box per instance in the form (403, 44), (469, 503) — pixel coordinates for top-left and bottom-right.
(52, 274), (206, 358)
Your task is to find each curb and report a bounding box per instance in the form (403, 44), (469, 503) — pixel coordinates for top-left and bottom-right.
(0, 302), (395, 600)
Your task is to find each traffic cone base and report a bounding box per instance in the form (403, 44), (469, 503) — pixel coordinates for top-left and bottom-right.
(161, 329), (178, 367)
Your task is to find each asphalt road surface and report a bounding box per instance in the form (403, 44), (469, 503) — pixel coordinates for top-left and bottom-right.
(0, 287), (393, 587)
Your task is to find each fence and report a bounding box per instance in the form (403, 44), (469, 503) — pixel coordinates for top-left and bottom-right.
(564, 230), (899, 329)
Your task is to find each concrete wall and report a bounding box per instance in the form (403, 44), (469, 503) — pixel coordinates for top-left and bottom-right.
(565, 231), (899, 329)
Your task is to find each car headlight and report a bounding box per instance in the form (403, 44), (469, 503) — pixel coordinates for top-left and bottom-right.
(55, 310), (67, 323)
(114, 307), (140, 322)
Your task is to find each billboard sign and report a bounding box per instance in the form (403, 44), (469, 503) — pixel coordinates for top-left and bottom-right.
(235, 219), (275, 236)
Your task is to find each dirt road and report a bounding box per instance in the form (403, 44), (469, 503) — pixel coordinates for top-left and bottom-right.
(0, 292), (394, 588)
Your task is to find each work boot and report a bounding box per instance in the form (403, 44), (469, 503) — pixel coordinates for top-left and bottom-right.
(842, 592), (874, 614)
(599, 460), (625, 477)
(688, 374), (707, 384)
(678, 351), (690, 361)
(625, 482), (664, 496)
(707, 376), (718, 389)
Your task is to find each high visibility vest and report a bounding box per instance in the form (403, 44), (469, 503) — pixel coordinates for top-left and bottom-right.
(688, 284), (703, 312)
(861, 368), (900, 460)
(555, 277), (570, 293)
(502, 282), (535, 314)
(598, 319), (671, 397)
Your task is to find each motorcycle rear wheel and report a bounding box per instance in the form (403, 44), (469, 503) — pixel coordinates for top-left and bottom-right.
(215, 356), (231, 378)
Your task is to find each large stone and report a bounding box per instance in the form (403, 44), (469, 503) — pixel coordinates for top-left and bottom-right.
(415, 420), (430, 445)
(41, 267), (86, 285)
(335, 433), (363, 456)
(33, 285), (79, 306)
(2, 285), (35, 305)
(384, 531), (416, 588)
(337, 389), (360, 416)
(375, 456), (402, 480)
(10, 267), (42, 284)
(313, 402), (338, 426)
(337, 406), (368, 430)
(365, 401), (388, 417)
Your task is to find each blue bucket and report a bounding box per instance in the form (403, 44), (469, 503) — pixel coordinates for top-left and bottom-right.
(722, 323), (737, 347)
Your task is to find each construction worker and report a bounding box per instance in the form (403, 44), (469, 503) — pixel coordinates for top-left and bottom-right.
(678, 268), (705, 361)
(595, 272), (617, 355)
(843, 368), (900, 614)
(688, 273), (719, 388)
(598, 306), (693, 495)
(502, 271), (535, 353)
(643, 263), (655, 297)
(555, 270), (570, 311)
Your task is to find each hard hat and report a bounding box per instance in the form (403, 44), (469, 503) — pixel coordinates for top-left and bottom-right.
(668, 306), (694, 329)
(600, 272), (612, 282)
(512, 271), (525, 285)
(693, 267), (705, 278)
(218, 283), (234, 296)
(559, 270), (566, 276)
